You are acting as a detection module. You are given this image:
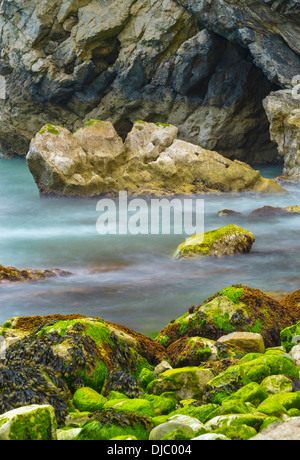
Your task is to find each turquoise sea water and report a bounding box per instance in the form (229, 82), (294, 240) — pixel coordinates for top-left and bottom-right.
(0, 157), (299, 336)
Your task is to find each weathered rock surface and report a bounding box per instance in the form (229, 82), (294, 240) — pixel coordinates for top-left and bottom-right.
(1, 0), (298, 164)
(217, 332), (265, 354)
(175, 225), (256, 259)
(26, 121), (285, 196)
(263, 90), (300, 175)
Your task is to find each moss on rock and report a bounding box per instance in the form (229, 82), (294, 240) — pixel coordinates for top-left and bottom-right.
(175, 225), (255, 259)
(73, 387), (107, 413)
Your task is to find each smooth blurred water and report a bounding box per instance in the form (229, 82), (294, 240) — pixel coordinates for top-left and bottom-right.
(0, 157), (299, 336)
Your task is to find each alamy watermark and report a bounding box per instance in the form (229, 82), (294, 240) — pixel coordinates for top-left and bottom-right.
(96, 192), (204, 236)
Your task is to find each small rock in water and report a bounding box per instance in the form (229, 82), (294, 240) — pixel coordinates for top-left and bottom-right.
(174, 225), (255, 259)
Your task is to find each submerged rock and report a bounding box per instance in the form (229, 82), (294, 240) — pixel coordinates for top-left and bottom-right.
(26, 121), (285, 197)
(250, 205), (300, 218)
(174, 225), (255, 259)
(0, 264), (71, 283)
(156, 286), (298, 348)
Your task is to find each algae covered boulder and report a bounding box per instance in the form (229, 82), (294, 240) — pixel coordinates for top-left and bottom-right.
(0, 315), (163, 424)
(73, 387), (107, 413)
(147, 367), (214, 400)
(0, 405), (57, 440)
(175, 225), (255, 259)
(75, 409), (153, 441)
(156, 285), (298, 348)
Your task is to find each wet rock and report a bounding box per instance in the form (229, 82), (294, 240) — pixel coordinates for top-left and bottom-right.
(26, 121), (285, 197)
(175, 225), (255, 260)
(156, 286), (297, 349)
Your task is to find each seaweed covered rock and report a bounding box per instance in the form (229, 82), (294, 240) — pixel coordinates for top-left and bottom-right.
(174, 226), (255, 259)
(166, 336), (244, 368)
(75, 409), (153, 440)
(0, 315), (162, 424)
(0, 404), (57, 441)
(0, 264), (71, 283)
(156, 286), (298, 348)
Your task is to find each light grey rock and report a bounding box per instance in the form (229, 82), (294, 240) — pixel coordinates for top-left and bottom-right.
(250, 417), (300, 440)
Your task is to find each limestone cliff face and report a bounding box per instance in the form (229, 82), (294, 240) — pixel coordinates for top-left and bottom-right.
(0, 0), (299, 163)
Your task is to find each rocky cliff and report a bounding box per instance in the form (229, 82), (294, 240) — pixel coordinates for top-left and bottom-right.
(0, 0), (299, 164)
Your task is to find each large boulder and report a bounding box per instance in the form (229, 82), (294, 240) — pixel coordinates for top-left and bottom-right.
(156, 286), (299, 348)
(0, 315), (167, 425)
(26, 121), (285, 196)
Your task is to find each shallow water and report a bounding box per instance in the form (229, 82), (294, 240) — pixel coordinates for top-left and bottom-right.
(0, 157), (299, 336)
